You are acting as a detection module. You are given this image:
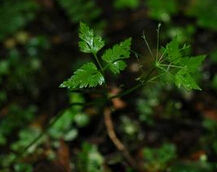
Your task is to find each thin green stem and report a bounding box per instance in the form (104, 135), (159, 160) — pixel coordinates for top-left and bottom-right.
(93, 53), (104, 73)
(156, 23), (161, 61)
(158, 47), (167, 63)
(160, 64), (183, 69)
(109, 67), (155, 99)
(142, 32), (154, 58)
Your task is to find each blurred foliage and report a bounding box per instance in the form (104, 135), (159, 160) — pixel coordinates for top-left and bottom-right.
(137, 85), (161, 125)
(169, 162), (215, 172)
(202, 119), (217, 154)
(163, 25), (196, 44)
(143, 143), (177, 171)
(78, 142), (104, 172)
(0, 105), (36, 146)
(57, 0), (106, 31)
(0, 0), (39, 40)
(114, 0), (140, 9)
(49, 93), (89, 142)
(186, 0), (217, 31)
(146, 0), (178, 22)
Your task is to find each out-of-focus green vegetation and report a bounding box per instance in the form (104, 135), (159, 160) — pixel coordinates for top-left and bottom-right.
(0, 0), (39, 40)
(0, 0), (217, 171)
(186, 0), (217, 31)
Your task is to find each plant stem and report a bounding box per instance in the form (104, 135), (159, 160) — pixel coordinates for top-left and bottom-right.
(104, 108), (139, 170)
(142, 32), (154, 58)
(93, 53), (104, 73)
(156, 23), (161, 61)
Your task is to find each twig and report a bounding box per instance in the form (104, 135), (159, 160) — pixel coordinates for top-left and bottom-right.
(104, 107), (138, 169)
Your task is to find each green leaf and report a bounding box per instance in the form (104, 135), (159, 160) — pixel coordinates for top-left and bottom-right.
(60, 62), (105, 89)
(164, 38), (182, 64)
(102, 38), (132, 74)
(79, 22), (104, 54)
(175, 68), (201, 90)
(180, 55), (206, 72)
(157, 38), (206, 91)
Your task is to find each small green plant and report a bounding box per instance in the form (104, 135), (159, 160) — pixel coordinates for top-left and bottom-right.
(61, 23), (205, 91)
(6, 22), (206, 171)
(60, 22), (132, 89)
(58, 22), (206, 171)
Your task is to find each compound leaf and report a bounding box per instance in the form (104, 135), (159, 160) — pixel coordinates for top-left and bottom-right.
(102, 38), (132, 74)
(79, 22), (104, 54)
(60, 62), (105, 89)
(157, 38), (206, 91)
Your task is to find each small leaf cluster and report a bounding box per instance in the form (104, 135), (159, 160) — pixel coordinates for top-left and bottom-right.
(61, 23), (132, 89)
(155, 38), (206, 90)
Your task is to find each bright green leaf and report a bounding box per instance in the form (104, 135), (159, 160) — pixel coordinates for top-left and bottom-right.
(102, 38), (132, 74)
(180, 55), (206, 72)
(60, 62), (105, 89)
(157, 38), (206, 91)
(175, 68), (201, 90)
(164, 38), (182, 64)
(79, 22), (104, 54)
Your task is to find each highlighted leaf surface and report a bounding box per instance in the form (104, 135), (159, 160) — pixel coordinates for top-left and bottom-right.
(158, 38), (206, 90)
(60, 62), (104, 89)
(102, 38), (132, 74)
(79, 22), (104, 54)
